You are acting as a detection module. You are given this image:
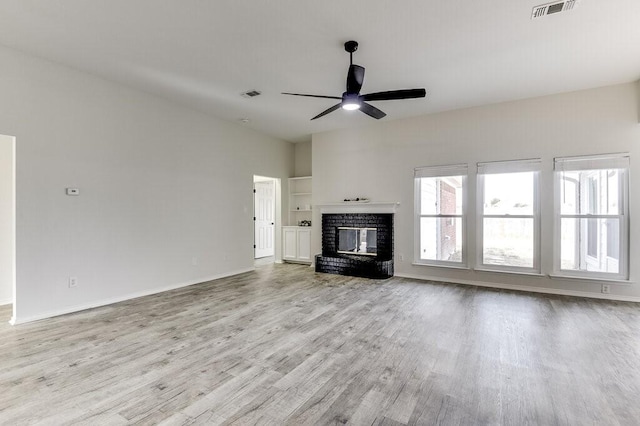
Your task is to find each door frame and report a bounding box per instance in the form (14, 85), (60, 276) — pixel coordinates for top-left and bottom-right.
(0, 134), (16, 324)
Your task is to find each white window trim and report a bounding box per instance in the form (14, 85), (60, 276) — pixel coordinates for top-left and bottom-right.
(553, 154), (630, 281)
(414, 164), (468, 267)
(476, 159), (541, 274)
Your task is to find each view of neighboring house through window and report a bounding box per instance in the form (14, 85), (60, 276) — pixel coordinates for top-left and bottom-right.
(477, 159), (541, 272)
(554, 154), (629, 279)
(414, 164), (467, 266)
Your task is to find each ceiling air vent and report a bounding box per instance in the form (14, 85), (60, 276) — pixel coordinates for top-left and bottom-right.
(532, 0), (579, 19)
(241, 90), (262, 98)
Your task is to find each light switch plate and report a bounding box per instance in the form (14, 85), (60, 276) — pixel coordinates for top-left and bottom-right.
(66, 188), (80, 196)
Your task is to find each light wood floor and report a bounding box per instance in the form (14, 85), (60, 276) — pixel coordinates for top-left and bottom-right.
(1, 263), (639, 425)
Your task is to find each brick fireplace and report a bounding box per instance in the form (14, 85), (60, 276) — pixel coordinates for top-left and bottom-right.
(315, 205), (395, 279)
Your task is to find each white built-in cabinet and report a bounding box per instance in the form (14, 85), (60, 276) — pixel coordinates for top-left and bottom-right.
(283, 226), (312, 263)
(283, 176), (312, 264)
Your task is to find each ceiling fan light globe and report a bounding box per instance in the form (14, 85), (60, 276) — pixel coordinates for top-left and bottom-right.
(342, 102), (360, 111)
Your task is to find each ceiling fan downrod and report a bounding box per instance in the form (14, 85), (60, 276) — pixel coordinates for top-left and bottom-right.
(344, 40), (358, 65)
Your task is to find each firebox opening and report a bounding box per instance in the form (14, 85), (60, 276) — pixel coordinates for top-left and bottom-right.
(337, 227), (377, 256)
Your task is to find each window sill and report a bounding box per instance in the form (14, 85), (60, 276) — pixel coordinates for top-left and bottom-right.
(549, 274), (634, 285)
(473, 268), (545, 277)
(412, 262), (470, 271)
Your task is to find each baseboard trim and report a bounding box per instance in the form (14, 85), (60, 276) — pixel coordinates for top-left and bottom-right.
(10, 267), (255, 325)
(394, 273), (640, 303)
(0, 298), (12, 307)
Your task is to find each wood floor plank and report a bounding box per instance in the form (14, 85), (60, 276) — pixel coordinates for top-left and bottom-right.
(1, 263), (639, 425)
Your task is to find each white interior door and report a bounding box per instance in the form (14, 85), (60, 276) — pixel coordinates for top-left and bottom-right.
(254, 180), (275, 258)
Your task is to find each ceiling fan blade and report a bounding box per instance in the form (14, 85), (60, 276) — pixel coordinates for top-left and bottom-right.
(282, 92), (342, 100)
(359, 102), (386, 120)
(361, 88), (426, 102)
(311, 103), (342, 120)
(346, 65), (365, 94)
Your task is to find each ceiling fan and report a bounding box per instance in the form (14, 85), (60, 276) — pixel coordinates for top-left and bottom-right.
(283, 40), (426, 120)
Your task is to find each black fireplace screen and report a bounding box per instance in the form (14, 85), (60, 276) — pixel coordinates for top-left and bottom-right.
(337, 227), (377, 256)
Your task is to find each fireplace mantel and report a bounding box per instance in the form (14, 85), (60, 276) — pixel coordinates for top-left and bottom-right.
(316, 202), (400, 214)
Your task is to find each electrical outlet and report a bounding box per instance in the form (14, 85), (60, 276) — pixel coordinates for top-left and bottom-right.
(399, 253), (404, 262)
(69, 277), (78, 288)
(601, 284), (611, 294)
(191, 257), (198, 266)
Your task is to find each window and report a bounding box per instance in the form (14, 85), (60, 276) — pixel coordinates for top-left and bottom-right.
(414, 164), (467, 266)
(477, 159), (541, 272)
(554, 154), (629, 280)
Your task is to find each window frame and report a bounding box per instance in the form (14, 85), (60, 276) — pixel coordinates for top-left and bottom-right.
(553, 153), (629, 280)
(476, 159), (541, 274)
(414, 164), (468, 268)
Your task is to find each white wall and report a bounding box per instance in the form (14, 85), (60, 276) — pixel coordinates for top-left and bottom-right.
(0, 45), (294, 323)
(313, 82), (640, 300)
(294, 141), (312, 177)
(0, 134), (15, 305)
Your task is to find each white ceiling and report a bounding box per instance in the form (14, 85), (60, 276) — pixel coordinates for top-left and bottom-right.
(1, 1), (639, 142)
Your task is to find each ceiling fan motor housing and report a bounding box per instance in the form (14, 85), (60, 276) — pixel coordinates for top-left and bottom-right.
(341, 92), (361, 110)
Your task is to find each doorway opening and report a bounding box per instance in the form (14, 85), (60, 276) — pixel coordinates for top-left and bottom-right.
(0, 134), (16, 324)
(253, 176), (278, 265)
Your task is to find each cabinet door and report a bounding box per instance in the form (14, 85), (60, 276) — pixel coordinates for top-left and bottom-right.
(283, 228), (298, 260)
(297, 228), (311, 262)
